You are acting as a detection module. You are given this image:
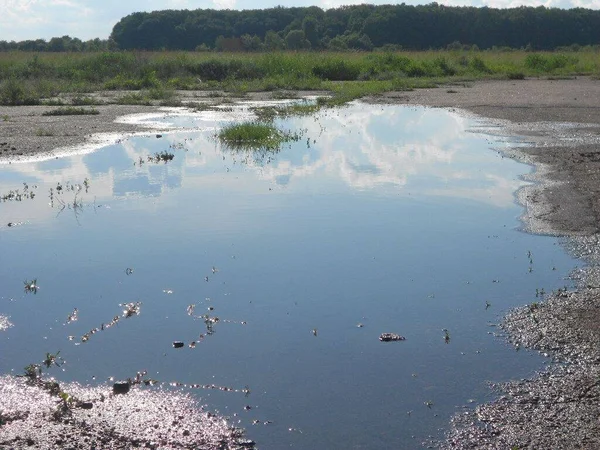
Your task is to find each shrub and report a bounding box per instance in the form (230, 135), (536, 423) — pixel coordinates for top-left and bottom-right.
(507, 71), (525, 80)
(0, 79), (40, 105)
(469, 56), (492, 74)
(312, 59), (360, 81)
(432, 56), (457, 76)
(525, 53), (577, 72)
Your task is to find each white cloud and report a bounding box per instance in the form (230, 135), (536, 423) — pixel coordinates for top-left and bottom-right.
(212, 0), (236, 9)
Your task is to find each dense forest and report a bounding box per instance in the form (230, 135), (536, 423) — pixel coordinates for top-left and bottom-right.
(2, 4), (600, 52)
(109, 4), (600, 51)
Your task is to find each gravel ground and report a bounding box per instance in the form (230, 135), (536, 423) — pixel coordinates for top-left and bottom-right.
(2, 78), (600, 448)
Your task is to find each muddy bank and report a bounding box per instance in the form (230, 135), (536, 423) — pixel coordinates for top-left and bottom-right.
(394, 78), (600, 448)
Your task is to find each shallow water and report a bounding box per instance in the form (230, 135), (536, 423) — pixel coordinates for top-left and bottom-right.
(0, 102), (577, 449)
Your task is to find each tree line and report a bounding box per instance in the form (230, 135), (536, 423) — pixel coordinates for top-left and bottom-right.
(109, 4), (600, 51)
(0, 36), (113, 52)
(2, 4), (600, 52)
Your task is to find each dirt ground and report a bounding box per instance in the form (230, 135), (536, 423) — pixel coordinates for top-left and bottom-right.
(3, 78), (600, 448)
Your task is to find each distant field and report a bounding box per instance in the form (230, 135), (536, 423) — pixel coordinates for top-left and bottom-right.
(0, 50), (598, 106)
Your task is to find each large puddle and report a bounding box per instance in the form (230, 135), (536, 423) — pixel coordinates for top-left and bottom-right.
(0, 102), (577, 448)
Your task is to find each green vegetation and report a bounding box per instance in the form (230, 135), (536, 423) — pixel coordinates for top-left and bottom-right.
(35, 128), (55, 137)
(218, 122), (302, 151)
(42, 107), (99, 116)
(107, 5), (600, 52)
(0, 49), (598, 106)
(2, 5), (600, 53)
(148, 151), (175, 163)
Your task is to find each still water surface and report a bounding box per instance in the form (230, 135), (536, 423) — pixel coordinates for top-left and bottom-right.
(0, 103), (577, 448)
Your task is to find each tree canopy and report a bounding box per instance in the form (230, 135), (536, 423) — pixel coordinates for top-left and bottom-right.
(1, 4), (599, 52)
(108, 4), (600, 51)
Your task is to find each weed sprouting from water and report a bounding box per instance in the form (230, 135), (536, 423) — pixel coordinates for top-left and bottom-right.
(1, 183), (37, 202)
(217, 122), (302, 151)
(442, 328), (451, 344)
(187, 304), (196, 316)
(22, 363), (42, 381)
(43, 351), (64, 369)
(24, 278), (39, 294)
(65, 308), (78, 324)
(148, 151), (175, 163)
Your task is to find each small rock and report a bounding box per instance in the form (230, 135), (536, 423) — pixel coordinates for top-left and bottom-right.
(379, 333), (406, 342)
(112, 381), (130, 395)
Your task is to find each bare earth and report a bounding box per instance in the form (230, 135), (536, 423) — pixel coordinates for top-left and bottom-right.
(3, 79), (600, 448)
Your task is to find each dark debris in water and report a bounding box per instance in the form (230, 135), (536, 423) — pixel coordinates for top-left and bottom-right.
(379, 332), (406, 342)
(0, 375), (255, 449)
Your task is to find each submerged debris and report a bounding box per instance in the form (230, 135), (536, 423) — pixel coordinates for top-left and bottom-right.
(379, 333), (406, 342)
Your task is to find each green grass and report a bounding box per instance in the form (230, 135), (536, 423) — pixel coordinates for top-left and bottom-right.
(35, 128), (55, 136)
(217, 122), (302, 151)
(42, 107), (99, 116)
(0, 49), (598, 106)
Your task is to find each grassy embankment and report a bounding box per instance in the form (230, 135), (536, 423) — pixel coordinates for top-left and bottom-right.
(0, 50), (597, 108)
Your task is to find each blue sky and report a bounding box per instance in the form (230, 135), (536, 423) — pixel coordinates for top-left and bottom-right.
(0, 0), (594, 41)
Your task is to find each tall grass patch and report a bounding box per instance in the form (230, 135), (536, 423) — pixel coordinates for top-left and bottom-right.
(218, 122), (302, 151)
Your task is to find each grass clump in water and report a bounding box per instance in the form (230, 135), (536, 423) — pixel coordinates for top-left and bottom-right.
(218, 122), (301, 151)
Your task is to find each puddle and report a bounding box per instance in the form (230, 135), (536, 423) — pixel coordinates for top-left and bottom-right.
(0, 102), (578, 448)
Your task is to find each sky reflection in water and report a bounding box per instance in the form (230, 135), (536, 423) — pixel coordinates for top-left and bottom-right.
(0, 103), (577, 449)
